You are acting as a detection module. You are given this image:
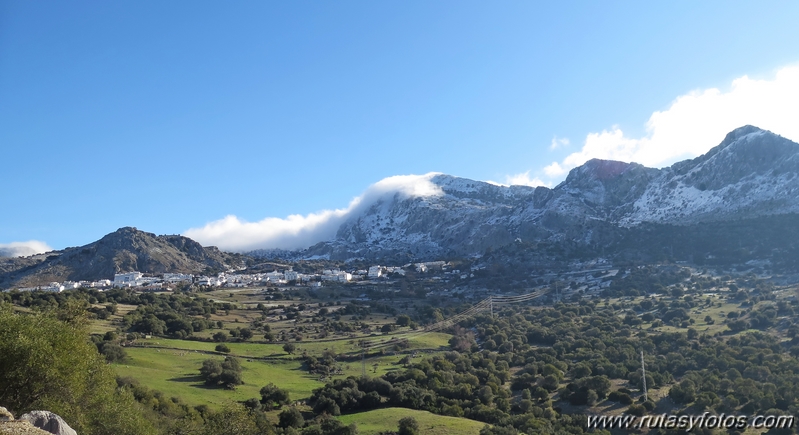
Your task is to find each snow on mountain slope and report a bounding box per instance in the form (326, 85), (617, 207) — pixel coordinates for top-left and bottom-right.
(622, 125), (799, 225)
(309, 125), (799, 260)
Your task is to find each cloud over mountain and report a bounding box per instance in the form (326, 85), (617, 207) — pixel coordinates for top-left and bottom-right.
(543, 64), (799, 178)
(0, 240), (53, 258)
(183, 173), (444, 252)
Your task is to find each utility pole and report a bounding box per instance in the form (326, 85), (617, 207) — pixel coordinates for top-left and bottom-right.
(489, 297), (494, 318)
(641, 350), (648, 402)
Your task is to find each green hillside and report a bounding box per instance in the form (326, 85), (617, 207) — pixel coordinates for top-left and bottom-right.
(338, 408), (485, 435)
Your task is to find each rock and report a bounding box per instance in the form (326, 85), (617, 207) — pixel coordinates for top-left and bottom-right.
(0, 421), (54, 435)
(0, 407), (13, 421)
(18, 412), (76, 435)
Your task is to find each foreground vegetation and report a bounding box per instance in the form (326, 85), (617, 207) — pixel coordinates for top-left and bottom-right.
(3, 265), (799, 434)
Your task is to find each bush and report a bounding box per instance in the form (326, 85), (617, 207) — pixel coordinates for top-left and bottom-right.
(98, 342), (127, 363)
(278, 407), (304, 428)
(398, 416), (419, 435)
(608, 390), (633, 405)
(626, 404), (646, 416)
(260, 383), (291, 408)
(0, 303), (156, 435)
(199, 356), (244, 389)
(215, 343), (231, 353)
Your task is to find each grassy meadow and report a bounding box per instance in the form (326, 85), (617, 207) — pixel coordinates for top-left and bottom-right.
(337, 408), (485, 435)
(112, 325), (452, 408)
(114, 347), (325, 408)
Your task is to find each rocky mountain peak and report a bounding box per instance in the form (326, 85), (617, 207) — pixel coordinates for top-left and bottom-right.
(570, 159), (632, 181)
(717, 124), (766, 148)
(666, 126), (799, 192)
(308, 125), (799, 261)
(0, 228), (244, 288)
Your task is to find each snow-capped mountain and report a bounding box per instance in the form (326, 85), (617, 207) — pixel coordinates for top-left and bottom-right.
(306, 125), (799, 261)
(623, 125), (799, 225)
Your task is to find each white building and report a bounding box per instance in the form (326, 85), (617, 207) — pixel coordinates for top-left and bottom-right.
(368, 266), (383, 279)
(266, 271), (285, 284)
(164, 273), (194, 283)
(114, 272), (144, 288)
(284, 270), (300, 282)
(43, 282), (65, 292)
(321, 272), (352, 282)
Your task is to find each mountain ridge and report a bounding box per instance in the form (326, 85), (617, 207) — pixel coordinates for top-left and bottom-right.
(302, 125), (799, 260)
(0, 227), (245, 288)
(4, 125), (799, 286)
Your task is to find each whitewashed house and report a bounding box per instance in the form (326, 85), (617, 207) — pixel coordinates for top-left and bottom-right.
(114, 272), (143, 288)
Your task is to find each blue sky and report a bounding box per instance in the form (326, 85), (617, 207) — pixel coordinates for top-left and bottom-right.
(3, 1), (799, 253)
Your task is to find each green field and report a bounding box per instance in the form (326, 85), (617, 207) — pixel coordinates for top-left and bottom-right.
(129, 330), (450, 359)
(338, 408), (485, 435)
(113, 331), (452, 409)
(114, 347), (325, 408)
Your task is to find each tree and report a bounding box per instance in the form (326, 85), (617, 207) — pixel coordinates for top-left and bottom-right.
(321, 416), (358, 435)
(243, 398), (261, 411)
(200, 404), (260, 435)
(240, 328), (254, 340)
(99, 342), (127, 363)
(213, 331), (228, 342)
(542, 364), (563, 380)
(398, 416), (419, 435)
(396, 314), (412, 327)
(199, 357), (244, 389)
(260, 383), (291, 408)
(540, 374), (560, 392)
(200, 359), (223, 385)
(570, 363), (592, 379)
(283, 343), (296, 355)
(669, 379), (696, 404)
(216, 343), (231, 353)
(0, 303), (157, 435)
(278, 407), (304, 428)
(627, 404), (646, 416)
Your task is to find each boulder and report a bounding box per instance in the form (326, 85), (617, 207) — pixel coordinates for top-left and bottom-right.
(0, 420), (54, 435)
(0, 407), (13, 421)
(18, 412), (76, 435)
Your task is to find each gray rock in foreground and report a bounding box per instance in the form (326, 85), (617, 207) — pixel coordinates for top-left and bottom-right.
(0, 407), (13, 422)
(19, 412), (76, 435)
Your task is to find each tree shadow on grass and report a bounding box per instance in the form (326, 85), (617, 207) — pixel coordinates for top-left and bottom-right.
(168, 374), (204, 383)
(168, 375), (225, 390)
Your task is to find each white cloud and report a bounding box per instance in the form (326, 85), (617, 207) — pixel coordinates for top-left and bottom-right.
(543, 162), (566, 177)
(0, 240), (53, 257)
(505, 171), (548, 187)
(549, 136), (570, 150)
(545, 64), (799, 178)
(486, 171), (549, 188)
(184, 173), (444, 252)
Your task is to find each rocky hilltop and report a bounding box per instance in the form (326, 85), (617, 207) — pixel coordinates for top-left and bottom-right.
(0, 227), (245, 288)
(302, 126), (799, 266)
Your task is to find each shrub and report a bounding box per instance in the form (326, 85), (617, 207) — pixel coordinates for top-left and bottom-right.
(0, 304), (156, 435)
